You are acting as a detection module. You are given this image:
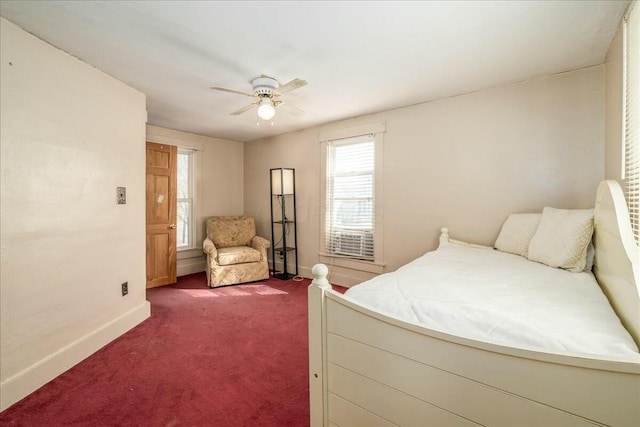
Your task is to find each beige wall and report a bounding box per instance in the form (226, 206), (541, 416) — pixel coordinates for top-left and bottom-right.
(146, 125), (244, 276)
(605, 20), (625, 183)
(245, 66), (605, 286)
(0, 18), (149, 410)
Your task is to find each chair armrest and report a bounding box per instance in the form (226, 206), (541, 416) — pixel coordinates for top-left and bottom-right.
(203, 238), (218, 258)
(251, 236), (271, 252)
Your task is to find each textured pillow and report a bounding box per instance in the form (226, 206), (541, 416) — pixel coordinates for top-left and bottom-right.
(494, 213), (541, 257)
(527, 208), (594, 272)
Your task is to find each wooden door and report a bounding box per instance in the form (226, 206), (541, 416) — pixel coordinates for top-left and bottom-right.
(146, 142), (177, 288)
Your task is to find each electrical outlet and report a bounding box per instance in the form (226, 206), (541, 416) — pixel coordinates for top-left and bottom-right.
(121, 282), (128, 296)
(116, 187), (126, 204)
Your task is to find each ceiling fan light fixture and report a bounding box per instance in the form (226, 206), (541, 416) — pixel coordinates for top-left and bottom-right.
(213, 75), (306, 120)
(257, 97), (276, 120)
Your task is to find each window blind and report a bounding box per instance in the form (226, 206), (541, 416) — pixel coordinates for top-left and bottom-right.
(325, 136), (375, 260)
(624, 2), (639, 243)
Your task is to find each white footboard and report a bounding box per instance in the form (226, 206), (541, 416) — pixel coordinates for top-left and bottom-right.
(308, 264), (640, 427)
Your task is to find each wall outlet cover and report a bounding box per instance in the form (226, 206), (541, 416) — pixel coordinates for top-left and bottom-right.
(117, 187), (126, 204)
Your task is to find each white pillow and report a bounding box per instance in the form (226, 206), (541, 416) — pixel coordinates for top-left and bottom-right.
(527, 207), (594, 273)
(494, 213), (541, 257)
(585, 241), (595, 271)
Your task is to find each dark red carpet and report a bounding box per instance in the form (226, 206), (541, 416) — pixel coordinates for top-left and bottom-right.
(0, 273), (343, 426)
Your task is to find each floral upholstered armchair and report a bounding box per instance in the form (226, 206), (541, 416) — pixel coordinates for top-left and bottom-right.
(202, 216), (270, 287)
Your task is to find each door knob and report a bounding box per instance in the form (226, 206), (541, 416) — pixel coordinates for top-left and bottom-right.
(169, 224), (176, 229)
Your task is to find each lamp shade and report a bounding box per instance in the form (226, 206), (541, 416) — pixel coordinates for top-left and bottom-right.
(271, 168), (294, 195)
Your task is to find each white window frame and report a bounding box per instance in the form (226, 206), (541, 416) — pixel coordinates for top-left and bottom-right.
(623, 1), (639, 244)
(319, 122), (385, 274)
(177, 148), (195, 251)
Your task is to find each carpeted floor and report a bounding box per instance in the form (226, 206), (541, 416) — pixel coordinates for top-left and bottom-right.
(0, 273), (336, 426)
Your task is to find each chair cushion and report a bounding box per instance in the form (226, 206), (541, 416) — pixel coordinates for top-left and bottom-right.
(207, 216), (256, 248)
(217, 246), (262, 266)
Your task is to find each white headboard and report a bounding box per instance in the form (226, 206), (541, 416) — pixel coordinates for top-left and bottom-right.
(593, 180), (640, 347)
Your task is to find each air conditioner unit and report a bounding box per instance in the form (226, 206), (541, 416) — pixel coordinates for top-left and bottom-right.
(333, 230), (374, 259)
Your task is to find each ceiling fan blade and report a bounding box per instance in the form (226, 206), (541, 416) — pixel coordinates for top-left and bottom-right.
(211, 86), (254, 97)
(276, 78), (307, 94)
(278, 101), (305, 117)
(230, 103), (256, 116)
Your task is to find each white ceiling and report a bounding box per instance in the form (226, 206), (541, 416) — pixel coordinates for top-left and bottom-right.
(0, 1), (629, 142)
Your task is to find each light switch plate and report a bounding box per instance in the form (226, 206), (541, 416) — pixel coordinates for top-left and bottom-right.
(116, 187), (126, 204)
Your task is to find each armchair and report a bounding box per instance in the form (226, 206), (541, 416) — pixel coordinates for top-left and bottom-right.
(203, 216), (270, 287)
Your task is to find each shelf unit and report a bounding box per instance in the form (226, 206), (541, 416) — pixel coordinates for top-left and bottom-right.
(270, 168), (298, 280)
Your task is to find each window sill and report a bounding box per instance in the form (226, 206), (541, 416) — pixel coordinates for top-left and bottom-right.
(318, 253), (385, 274)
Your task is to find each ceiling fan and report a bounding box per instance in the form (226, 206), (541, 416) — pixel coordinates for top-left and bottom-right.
(211, 75), (307, 121)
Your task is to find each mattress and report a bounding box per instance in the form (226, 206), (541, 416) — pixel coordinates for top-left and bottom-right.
(344, 242), (640, 360)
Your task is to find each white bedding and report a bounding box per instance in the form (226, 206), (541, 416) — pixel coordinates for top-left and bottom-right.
(345, 242), (640, 360)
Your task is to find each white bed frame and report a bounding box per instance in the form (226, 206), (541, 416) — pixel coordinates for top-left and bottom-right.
(308, 180), (640, 427)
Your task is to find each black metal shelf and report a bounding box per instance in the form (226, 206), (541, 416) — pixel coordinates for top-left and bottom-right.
(273, 272), (297, 280)
(270, 168), (298, 280)
(274, 246), (296, 254)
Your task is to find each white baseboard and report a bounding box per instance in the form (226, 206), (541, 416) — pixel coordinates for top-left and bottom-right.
(301, 263), (369, 288)
(321, 270), (360, 287)
(177, 258), (205, 277)
(269, 260), (309, 279)
(269, 261), (363, 288)
(298, 265), (312, 280)
(0, 301), (151, 412)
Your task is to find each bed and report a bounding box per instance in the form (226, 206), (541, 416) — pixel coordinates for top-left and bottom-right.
(308, 180), (640, 427)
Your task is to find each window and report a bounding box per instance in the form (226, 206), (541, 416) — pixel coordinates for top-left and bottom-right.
(320, 122), (385, 273)
(326, 137), (375, 260)
(177, 148), (194, 250)
(624, 2), (639, 243)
